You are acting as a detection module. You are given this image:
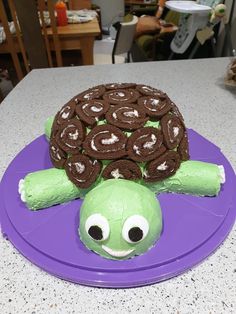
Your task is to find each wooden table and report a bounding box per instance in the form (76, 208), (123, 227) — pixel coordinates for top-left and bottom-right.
(46, 18), (100, 65)
(0, 18), (101, 66)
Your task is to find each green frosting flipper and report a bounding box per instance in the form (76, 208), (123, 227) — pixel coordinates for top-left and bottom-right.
(20, 168), (81, 210)
(145, 160), (224, 196)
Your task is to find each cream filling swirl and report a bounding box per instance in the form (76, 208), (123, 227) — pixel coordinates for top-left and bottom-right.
(18, 179), (26, 202)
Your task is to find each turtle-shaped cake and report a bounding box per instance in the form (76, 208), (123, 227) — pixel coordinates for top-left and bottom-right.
(19, 83), (225, 260)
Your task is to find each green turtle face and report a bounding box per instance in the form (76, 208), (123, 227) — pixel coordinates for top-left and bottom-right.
(79, 179), (162, 260)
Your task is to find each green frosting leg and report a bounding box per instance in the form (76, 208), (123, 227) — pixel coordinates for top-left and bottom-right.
(79, 179), (162, 260)
(145, 160), (224, 196)
(19, 168), (81, 210)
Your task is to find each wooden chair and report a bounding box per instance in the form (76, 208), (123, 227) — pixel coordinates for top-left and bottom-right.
(94, 15), (138, 64)
(0, 0), (62, 82)
(112, 15), (138, 63)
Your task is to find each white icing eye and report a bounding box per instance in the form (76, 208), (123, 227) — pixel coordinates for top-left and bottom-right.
(122, 215), (149, 243)
(85, 213), (110, 241)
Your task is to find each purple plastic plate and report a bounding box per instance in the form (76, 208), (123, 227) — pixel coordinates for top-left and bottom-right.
(0, 129), (235, 288)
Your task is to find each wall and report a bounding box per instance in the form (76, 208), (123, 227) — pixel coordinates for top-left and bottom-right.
(217, 0), (236, 56)
(230, 0), (236, 52)
(92, 0), (125, 31)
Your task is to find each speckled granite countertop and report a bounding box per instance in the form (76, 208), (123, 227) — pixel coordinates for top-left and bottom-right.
(0, 57), (235, 314)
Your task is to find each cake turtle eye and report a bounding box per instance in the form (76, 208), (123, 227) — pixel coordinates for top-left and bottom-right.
(85, 213), (110, 241)
(88, 225), (103, 240)
(128, 227), (143, 242)
(122, 215), (149, 243)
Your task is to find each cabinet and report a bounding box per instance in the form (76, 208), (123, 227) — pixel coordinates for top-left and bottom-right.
(125, 0), (157, 14)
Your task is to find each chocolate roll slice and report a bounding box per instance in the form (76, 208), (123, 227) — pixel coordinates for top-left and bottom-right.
(104, 83), (136, 90)
(76, 99), (109, 126)
(50, 112), (61, 139)
(51, 100), (77, 138)
(170, 102), (184, 122)
(56, 118), (85, 154)
(102, 159), (142, 180)
(138, 95), (172, 118)
(83, 124), (127, 160)
(65, 154), (102, 189)
(144, 151), (181, 182)
(178, 132), (190, 161)
(75, 85), (105, 102)
(55, 99), (77, 126)
(161, 114), (184, 150)
(136, 84), (165, 97)
(127, 127), (166, 162)
(49, 139), (67, 168)
(103, 89), (140, 105)
(105, 103), (148, 130)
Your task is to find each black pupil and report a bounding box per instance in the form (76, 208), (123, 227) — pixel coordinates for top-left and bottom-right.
(88, 225), (103, 240)
(128, 227), (143, 242)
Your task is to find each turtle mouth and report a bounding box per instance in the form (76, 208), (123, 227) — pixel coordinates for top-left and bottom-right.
(101, 245), (134, 258)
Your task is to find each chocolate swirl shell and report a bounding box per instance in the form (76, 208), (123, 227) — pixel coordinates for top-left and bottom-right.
(83, 124), (127, 160)
(55, 118), (85, 154)
(49, 139), (67, 168)
(102, 159), (142, 180)
(178, 132), (190, 161)
(65, 154), (102, 189)
(144, 151), (181, 182)
(105, 83), (136, 90)
(105, 103), (148, 130)
(75, 85), (105, 102)
(161, 114), (184, 150)
(127, 127), (166, 162)
(138, 95), (172, 118)
(103, 89), (140, 105)
(75, 99), (109, 126)
(136, 84), (165, 97)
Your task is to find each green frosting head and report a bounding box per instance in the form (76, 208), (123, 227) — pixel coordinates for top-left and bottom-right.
(79, 179), (162, 260)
